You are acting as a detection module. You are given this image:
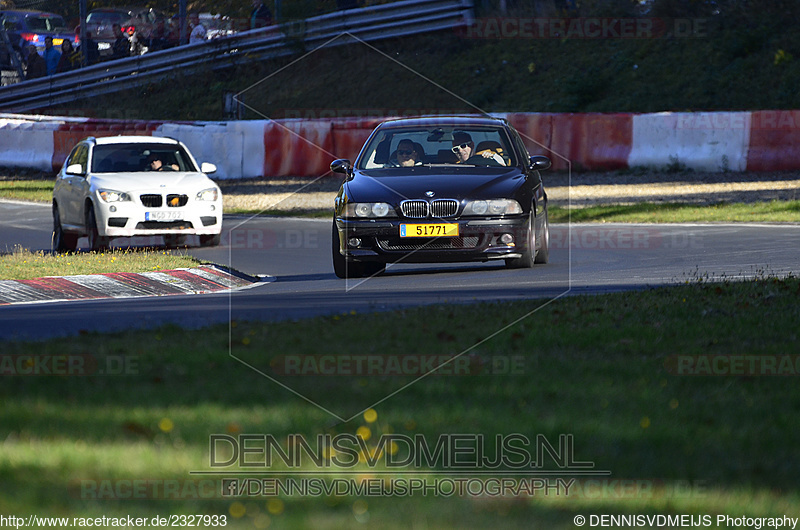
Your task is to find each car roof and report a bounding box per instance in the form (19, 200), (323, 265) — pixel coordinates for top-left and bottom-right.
(374, 115), (510, 129)
(92, 136), (181, 146)
(0, 9), (64, 17)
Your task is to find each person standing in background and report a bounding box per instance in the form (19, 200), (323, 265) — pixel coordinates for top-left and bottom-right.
(251, 0), (273, 29)
(189, 13), (206, 44)
(25, 45), (46, 79)
(56, 40), (80, 73)
(79, 31), (100, 66)
(111, 24), (130, 59)
(43, 36), (61, 75)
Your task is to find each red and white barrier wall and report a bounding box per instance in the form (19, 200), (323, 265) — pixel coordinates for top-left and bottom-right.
(1, 111), (798, 177)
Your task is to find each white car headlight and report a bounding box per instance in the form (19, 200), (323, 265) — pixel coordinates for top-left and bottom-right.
(463, 199), (522, 216)
(344, 202), (396, 218)
(196, 188), (219, 201)
(98, 189), (131, 203)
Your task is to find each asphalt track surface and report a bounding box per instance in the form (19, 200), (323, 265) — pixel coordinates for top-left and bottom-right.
(1, 200), (799, 341)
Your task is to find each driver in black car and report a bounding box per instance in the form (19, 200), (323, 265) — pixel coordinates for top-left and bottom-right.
(146, 154), (179, 171)
(386, 139), (423, 167)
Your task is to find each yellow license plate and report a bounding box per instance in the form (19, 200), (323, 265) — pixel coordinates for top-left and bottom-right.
(400, 224), (459, 237)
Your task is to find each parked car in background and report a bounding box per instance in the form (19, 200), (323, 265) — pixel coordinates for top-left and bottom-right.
(199, 13), (237, 40)
(331, 116), (551, 278)
(0, 9), (74, 62)
(52, 136), (223, 252)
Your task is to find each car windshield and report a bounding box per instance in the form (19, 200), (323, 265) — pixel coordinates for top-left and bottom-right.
(87, 12), (128, 24)
(91, 144), (196, 173)
(25, 15), (66, 32)
(357, 126), (516, 170)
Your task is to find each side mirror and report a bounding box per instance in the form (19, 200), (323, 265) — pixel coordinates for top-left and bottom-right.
(65, 164), (84, 176)
(330, 159), (352, 174)
(529, 155), (551, 171)
(200, 162), (217, 174)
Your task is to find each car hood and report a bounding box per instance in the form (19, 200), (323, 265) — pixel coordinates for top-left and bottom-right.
(345, 167), (526, 203)
(89, 172), (216, 192)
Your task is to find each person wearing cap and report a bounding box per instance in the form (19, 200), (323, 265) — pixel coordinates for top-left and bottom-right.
(451, 132), (503, 164)
(451, 131), (475, 163)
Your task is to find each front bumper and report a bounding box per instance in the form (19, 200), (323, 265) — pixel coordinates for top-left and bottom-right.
(95, 199), (223, 237)
(336, 216), (528, 264)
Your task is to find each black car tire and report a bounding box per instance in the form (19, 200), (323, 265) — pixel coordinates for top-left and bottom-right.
(52, 204), (78, 253)
(534, 205), (550, 264)
(332, 221), (364, 278)
(86, 205), (110, 252)
(506, 210), (536, 269)
(164, 234), (187, 248)
(332, 221), (385, 279)
(199, 234), (221, 247)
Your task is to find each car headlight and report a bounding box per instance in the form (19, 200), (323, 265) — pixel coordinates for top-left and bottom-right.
(343, 202), (396, 218)
(98, 189), (131, 203)
(196, 188), (219, 201)
(463, 199), (522, 216)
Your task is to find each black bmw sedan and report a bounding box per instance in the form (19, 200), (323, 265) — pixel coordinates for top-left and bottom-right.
(331, 116), (551, 279)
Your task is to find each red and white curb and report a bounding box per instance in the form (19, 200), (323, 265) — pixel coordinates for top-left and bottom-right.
(0, 265), (260, 305)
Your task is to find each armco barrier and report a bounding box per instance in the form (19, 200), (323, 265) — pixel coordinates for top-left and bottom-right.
(746, 110), (800, 172)
(4, 111), (800, 177)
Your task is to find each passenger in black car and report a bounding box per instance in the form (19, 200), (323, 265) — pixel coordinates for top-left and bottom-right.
(450, 131), (474, 163)
(452, 132), (504, 166)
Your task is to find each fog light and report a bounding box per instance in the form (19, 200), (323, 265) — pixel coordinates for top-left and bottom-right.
(109, 206), (117, 212)
(500, 233), (514, 245)
(348, 238), (362, 247)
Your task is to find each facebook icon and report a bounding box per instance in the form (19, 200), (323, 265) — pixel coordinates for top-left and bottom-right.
(221, 479), (238, 497)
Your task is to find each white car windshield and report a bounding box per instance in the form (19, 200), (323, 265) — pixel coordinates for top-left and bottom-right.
(91, 144), (196, 173)
(357, 126), (515, 170)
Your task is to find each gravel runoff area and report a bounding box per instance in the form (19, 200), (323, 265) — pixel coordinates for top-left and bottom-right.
(219, 170), (800, 214)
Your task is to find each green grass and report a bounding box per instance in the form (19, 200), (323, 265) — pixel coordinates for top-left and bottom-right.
(550, 201), (800, 223)
(0, 178), (53, 203)
(2, 277), (799, 527)
(46, 13), (800, 120)
(0, 247), (205, 280)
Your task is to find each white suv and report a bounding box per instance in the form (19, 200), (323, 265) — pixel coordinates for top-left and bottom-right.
(52, 136), (223, 252)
